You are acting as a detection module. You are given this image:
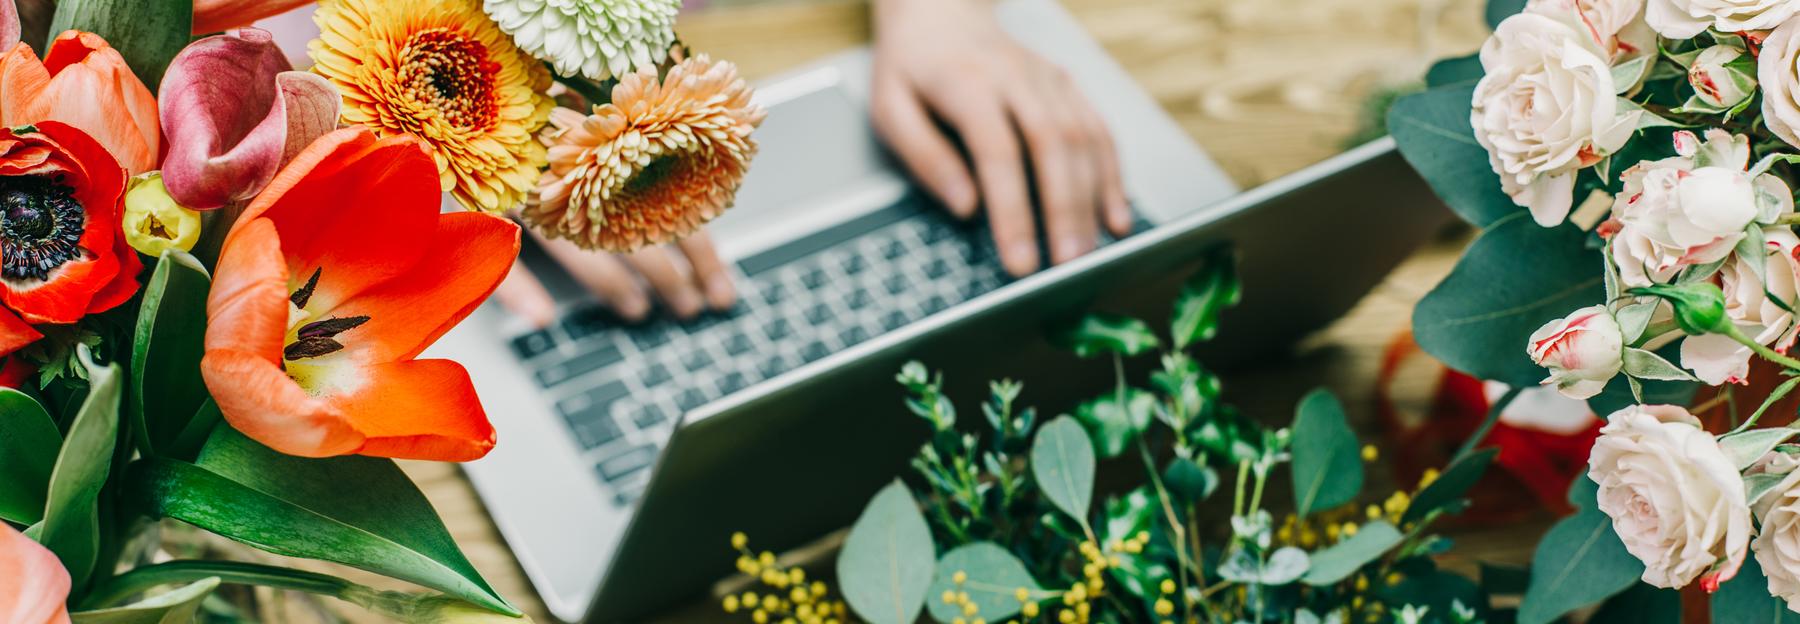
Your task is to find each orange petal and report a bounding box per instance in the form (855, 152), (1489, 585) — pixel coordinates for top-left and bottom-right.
(192, 0), (316, 34)
(0, 305), (41, 359)
(37, 32), (157, 174)
(200, 349), (363, 458)
(328, 359), (495, 462)
(205, 217), (288, 360)
(327, 212), (519, 362)
(0, 523), (71, 624)
(0, 43), (50, 126)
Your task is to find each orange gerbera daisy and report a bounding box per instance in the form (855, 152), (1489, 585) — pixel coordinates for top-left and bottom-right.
(309, 0), (553, 214)
(523, 54), (764, 252)
(201, 128), (518, 461)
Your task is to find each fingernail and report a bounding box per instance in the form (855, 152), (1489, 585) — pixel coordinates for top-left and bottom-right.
(941, 178), (976, 217)
(615, 294), (650, 322)
(705, 274), (736, 310)
(668, 290), (703, 319)
(1003, 241), (1039, 277)
(1053, 236), (1091, 264)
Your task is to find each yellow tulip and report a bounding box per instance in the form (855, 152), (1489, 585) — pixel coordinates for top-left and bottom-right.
(121, 173), (201, 257)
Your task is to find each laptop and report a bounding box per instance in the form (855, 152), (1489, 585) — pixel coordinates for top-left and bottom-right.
(428, 0), (1451, 621)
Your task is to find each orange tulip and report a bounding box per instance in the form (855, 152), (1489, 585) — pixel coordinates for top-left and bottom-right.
(192, 0), (315, 34)
(0, 31), (158, 174)
(0, 522), (70, 624)
(201, 127), (518, 461)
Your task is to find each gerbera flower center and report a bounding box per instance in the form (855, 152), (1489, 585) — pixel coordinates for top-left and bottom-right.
(0, 175), (85, 281)
(398, 28), (500, 130)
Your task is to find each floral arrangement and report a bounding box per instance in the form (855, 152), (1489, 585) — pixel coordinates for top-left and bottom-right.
(0, 0), (760, 620)
(1390, 0), (1800, 619)
(721, 253), (1527, 624)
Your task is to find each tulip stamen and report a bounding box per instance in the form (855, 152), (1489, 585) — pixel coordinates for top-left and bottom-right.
(290, 267), (321, 308)
(0, 174), (86, 282)
(297, 315), (371, 339)
(284, 336), (345, 360)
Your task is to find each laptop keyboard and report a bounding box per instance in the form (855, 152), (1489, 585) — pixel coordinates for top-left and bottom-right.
(508, 193), (1013, 506)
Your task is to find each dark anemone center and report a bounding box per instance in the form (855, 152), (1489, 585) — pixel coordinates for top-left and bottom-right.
(0, 175), (84, 281)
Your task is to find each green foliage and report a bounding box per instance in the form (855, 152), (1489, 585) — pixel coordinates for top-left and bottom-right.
(838, 481), (936, 624)
(1289, 388), (1362, 518)
(71, 578), (219, 623)
(123, 427), (516, 615)
(1402, 448), (1498, 525)
(130, 251), (212, 459)
(924, 543), (1042, 623)
(1714, 556), (1799, 623)
(1426, 54), (1482, 89)
(1301, 522), (1402, 586)
(1031, 416), (1096, 530)
(1486, 0), (1527, 28)
(30, 347), (121, 591)
(1051, 314), (1160, 358)
(0, 388), (60, 524)
(1071, 388), (1156, 458)
(1591, 582), (1680, 624)
(49, 0), (192, 87)
(1518, 478), (1642, 624)
(1170, 249), (1240, 349)
(1387, 86), (1519, 227)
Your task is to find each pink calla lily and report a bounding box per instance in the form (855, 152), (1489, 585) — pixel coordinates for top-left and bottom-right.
(0, 0), (16, 51)
(158, 28), (339, 210)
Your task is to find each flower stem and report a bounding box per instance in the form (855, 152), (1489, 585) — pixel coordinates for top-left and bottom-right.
(81, 561), (357, 610)
(1453, 386), (1523, 462)
(1725, 324), (1800, 372)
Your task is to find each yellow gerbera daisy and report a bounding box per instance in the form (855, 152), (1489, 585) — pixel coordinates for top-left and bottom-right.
(309, 0), (553, 214)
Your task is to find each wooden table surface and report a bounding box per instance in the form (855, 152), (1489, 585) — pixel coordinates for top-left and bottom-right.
(228, 0), (1528, 621)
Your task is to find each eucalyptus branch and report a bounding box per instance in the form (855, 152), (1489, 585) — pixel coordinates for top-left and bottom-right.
(1453, 386), (1522, 461)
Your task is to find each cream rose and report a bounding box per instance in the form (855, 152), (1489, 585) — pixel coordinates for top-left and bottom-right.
(1589, 404), (1751, 589)
(1474, 12), (1639, 227)
(1528, 305), (1625, 399)
(1648, 0), (1800, 38)
(1605, 130), (1788, 286)
(1681, 229), (1800, 384)
(1758, 17), (1800, 149)
(1689, 45), (1758, 110)
(1754, 453), (1800, 611)
(1528, 0), (1658, 81)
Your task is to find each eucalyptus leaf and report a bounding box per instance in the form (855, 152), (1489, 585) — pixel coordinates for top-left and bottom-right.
(1610, 56), (1651, 94)
(1388, 86), (1520, 227)
(1589, 582), (1680, 624)
(1426, 54), (1482, 88)
(1032, 416), (1096, 529)
(0, 388), (60, 525)
(1163, 457), (1218, 503)
(71, 577), (219, 624)
(1620, 347), (1696, 381)
(924, 543), (1043, 624)
(1713, 556), (1799, 623)
(1072, 388), (1156, 458)
(1413, 215), (1604, 386)
(1170, 249), (1240, 349)
(48, 0), (191, 87)
(838, 481), (935, 624)
(1261, 547), (1311, 585)
(123, 428), (517, 615)
(1052, 314), (1160, 359)
(1302, 521), (1403, 586)
(1486, 0), (1527, 28)
(1747, 472), (1787, 507)
(1719, 428), (1800, 471)
(1517, 507), (1642, 624)
(130, 250), (211, 458)
(31, 347), (120, 590)
(1402, 448), (1497, 524)
(1290, 389), (1362, 517)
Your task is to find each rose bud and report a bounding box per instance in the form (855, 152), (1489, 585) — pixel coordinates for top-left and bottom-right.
(1688, 45), (1757, 111)
(1527, 305), (1625, 399)
(121, 173), (202, 257)
(1631, 282), (1730, 336)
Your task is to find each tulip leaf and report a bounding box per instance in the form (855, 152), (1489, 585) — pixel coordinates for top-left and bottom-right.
(1032, 416), (1097, 530)
(1412, 214), (1605, 387)
(29, 347), (121, 591)
(71, 577), (219, 624)
(1402, 448), (1498, 524)
(1052, 314), (1160, 359)
(124, 427), (517, 616)
(1301, 521), (1403, 586)
(130, 250), (211, 459)
(1387, 85), (1519, 227)
(1713, 555), (1799, 623)
(1290, 388), (1362, 518)
(1518, 508), (1641, 624)
(48, 0), (192, 88)
(1170, 250), (1240, 349)
(924, 542), (1044, 624)
(837, 481), (935, 624)
(0, 388), (60, 525)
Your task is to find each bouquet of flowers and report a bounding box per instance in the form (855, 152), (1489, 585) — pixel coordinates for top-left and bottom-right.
(1392, 0), (1800, 619)
(0, 0), (760, 620)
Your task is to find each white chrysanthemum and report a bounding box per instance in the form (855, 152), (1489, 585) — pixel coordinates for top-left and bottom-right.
(484, 0), (681, 81)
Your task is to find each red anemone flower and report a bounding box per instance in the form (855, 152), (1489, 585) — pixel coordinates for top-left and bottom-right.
(201, 127), (518, 461)
(0, 122), (141, 356)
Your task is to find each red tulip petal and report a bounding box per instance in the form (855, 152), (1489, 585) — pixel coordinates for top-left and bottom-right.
(0, 306), (42, 358)
(329, 359), (495, 462)
(201, 349), (363, 458)
(327, 212), (519, 362)
(160, 29), (337, 209)
(0, 523), (71, 624)
(192, 0), (315, 35)
(0, 123), (127, 324)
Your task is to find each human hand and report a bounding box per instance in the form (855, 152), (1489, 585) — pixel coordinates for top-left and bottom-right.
(494, 230), (738, 327)
(869, 0), (1129, 277)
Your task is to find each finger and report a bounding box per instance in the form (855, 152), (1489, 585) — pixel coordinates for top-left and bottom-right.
(492, 260), (558, 328)
(926, 91), (1038, 276)
(1070, 85), (1131, 237)
(869, 72), (979, 218)
(624, 246), (706, 319)
(1009, 70), (1098, 265)
(676, 233), (737, 311)
(535, 233), (652, 321)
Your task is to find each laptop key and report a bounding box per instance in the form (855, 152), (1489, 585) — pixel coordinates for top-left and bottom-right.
(881, 310), (909, 330)
(760, 282), (787, 305)
(535, 342), (623, 387)
(598, 444), (657, 482)
(630, 404), (667, 428)
(640, 362), (672, 387)
(882, 273), (907, 295)
(800, 268), (826, 289)
(844, 254), (867, 274)
(675, 388), (709, 411)
(510, 330), (556, 360)
(680, 348), (712, 371)
(840, 326), (870, 346)
(847, 288), (872, 310)
(757, 355), (789, 378)
(803, 303), (831, 325)
(764, 317), (793, 341)
(630, 325), (672, 351)
(558, 405), (621, 449)
(724, 332), (754, 356)
(925, 258), (950, 278)
(800, 340), (829, 362)
(882, 239), (906, 259)
(719, 371), (750, 394)
(923, 295), (949, 314)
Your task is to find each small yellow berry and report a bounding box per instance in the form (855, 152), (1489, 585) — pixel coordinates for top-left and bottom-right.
(958, 592), (971, 605)
(943, 590), (959, 605)
(791, 587), (808, 603)
(1123, 541), (1142, 554)
(954, 570), (969, 585)
(1076, 602), (1090, 618)
(1342, 522), (1359, 537)
(733, 532), (749, 549)
(724, 595), (740, 613)
(1155, 598), (1174, 616)
(1366, 505), (1381, 520)
(1420, 468), (1441, 488)
(1023, 603), (1040, 618)
(1354, 575), (1369, 592)
(973, 619), (985, 624)
(760, 551), (777, 566)
(963, 601), (979, 617)
(1361, 444), (1378, 462)
(953, 619), (967, 624)
(1015, 587), (1031, 602)
(790, 568), (806, 584)
(1058, 610), (1076, 624)
(743, 592), (760, 608)
(780, 618), (797, 624)
(1160, 579), (1176, 594)
(753, 610), (769, 624)
(811, 581), (827, 597)
(1385, 572), (1403, 586)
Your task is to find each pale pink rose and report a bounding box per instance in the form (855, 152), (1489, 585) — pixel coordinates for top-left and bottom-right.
(1758, 17), (1800, 150)
(1752, 453), (1800, 611)
(1682, 229), (1800, 384)
(1527, 0), (1657, 82)
(1589, 404), (1751, 590)
(1689, 45), (1758, 110)
(0, 523), (70, 624)
(1605, 130), (1789, 287)
(1528, 305), (1625, 399)
(1648, 0), (1800, 39)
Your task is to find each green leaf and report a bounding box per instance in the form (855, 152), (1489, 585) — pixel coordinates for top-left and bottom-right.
(1620, 347), (1696, 381)
(1170, 250), (1240, 349)
(71, 578), (219, 624)
(0, 389), (60, 525)
(130, 250), (212, 458)
(1052, 314), (1160, 359)
(1071, 388), (1156, 458)
(1162, 457), (1218, 503)
(1301, 521), (1403, 586)
(1721, 428), (1800, 471)
(1388, 85), (1519, 227)
(29, 347), (120, 590)
(1101, 487), (1155, 546)
(1403, 448), (1498, 524)
(837, 481), (935, 624)
(1377, 567), (1489, 622)
(1590, 582), (1679, 624)
(1748, 473), (1788, 508)
(48, 0), (192, 88)
(1426, 54), (1482, 88)
(1587, 357), (1697, 416)
(1413, 215), (1604, 386)
(123, 427), (516, 615)
(1487, 0), (1527, 28)
(925, 543), (1043, 624)
(1032, 416), (1097, 529)
(1290, 389), (1362, 517)
(1714, 555), (1799, 623)
(1517, 507), (1642, 624)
